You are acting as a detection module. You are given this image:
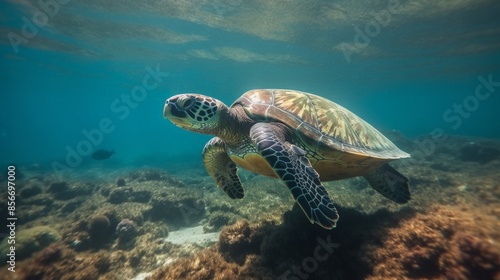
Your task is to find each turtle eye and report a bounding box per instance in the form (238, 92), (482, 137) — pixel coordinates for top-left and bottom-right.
(178, 96), (197, 110)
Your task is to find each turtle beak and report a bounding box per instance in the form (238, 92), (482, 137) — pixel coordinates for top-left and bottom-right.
(163, 98), (191, 128)
(163, 100), (171, 119)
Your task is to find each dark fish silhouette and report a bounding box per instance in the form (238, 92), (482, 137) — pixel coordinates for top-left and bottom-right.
(92, 149), (115, 160)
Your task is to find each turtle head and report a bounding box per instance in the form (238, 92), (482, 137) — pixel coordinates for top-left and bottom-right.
(164, 94), (226, 134)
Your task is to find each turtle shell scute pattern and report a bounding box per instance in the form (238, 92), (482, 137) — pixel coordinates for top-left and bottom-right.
(233, 89), (409, 159)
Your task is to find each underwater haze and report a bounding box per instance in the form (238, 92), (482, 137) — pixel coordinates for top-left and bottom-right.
(1, 1), (500, 279)
(1, 0), (500, 168)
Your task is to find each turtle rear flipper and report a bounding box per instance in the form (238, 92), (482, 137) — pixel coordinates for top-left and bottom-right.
(364, 164), (410, 204)
(203, 137), (244, 199)
(250, 122), (339, 229)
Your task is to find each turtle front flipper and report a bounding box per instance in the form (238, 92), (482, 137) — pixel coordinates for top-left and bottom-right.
(203, 137), (244, 199)
(250, 123), (339, 229)
(364, 164), (410, 204)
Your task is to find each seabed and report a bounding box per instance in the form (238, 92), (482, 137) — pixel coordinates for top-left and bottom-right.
(1, 133), (499, 279)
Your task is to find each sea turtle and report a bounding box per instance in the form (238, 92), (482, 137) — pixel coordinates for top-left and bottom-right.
(163, 89), (410, 229)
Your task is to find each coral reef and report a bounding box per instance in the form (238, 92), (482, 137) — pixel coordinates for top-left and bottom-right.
(148, 202), (500, 279)
(459, 142), (500, 163)
(132, 190), (153, 203)
(19, 247), (115, 279)
(108, 187), (133, 204)
(47, 181), (93, 200)
(0, 225), (61, 262)
(1, 134), (498, 280)
(149, 248), (275, 280)
(116, 219), (137, 243)
(204, 210), (238, 231)
(108, 187), (152, 204)
(116, 177), (126, 186)
(218, 220), (263, 265)
(147, 188), (205, 227)
(35, 243), (63, 264)
(88, 214), (112, 244)
(362, 205), (500, 279)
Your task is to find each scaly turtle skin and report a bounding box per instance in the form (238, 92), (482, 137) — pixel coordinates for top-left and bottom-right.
(163, 89), (410, 229)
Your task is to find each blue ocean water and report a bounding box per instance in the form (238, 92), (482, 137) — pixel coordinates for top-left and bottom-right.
(1, 0), (499, 171)
(2, 2), (500, 279)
